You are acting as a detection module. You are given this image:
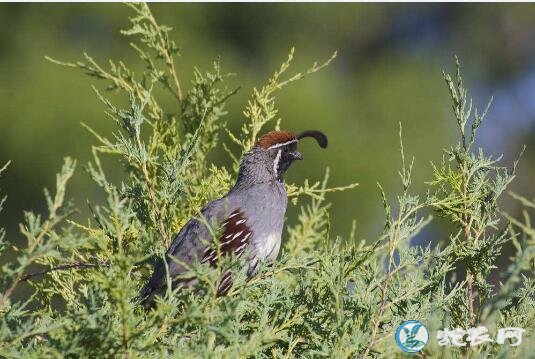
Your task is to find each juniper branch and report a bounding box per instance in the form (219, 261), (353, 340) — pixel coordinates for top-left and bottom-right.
(18, 262), (109, 282)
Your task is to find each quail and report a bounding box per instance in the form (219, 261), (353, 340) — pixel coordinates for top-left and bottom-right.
(140, 130), (328, 300)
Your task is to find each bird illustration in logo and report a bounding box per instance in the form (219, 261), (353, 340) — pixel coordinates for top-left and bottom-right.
(402, 323), (426, 349)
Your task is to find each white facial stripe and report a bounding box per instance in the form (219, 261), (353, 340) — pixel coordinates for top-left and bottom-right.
(273, 149), (282, 175)
(267, 139), (298, 149)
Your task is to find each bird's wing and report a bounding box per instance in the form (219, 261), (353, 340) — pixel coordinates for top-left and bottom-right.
(140, 198), (253, 300)
(140, 198), (228, 300)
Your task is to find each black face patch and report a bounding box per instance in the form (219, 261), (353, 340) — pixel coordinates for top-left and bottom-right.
(273, 142), (299, 181)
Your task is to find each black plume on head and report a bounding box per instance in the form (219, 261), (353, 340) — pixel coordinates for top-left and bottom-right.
(296, 130), (328, 148)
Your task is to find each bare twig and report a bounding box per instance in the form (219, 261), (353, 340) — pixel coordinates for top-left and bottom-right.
(19, 262), (109, 282)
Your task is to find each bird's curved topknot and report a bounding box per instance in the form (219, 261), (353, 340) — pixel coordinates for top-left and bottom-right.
(255, 131), (297, 149)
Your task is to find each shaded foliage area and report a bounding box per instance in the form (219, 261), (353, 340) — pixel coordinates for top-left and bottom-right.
(0, 4), (533, 358)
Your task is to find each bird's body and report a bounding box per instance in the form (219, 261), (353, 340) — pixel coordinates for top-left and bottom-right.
(141, 130), (327, 300)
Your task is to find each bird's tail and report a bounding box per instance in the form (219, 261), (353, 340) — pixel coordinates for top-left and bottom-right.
(136, 283), (160, 309)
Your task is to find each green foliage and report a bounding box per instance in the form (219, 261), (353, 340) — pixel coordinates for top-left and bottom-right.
(0, 4), (533, 358)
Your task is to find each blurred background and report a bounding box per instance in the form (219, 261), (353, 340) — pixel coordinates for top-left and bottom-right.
(0, 3), (534, 249)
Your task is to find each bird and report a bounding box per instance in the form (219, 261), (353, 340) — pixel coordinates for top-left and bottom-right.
(140, 129), (328, 301)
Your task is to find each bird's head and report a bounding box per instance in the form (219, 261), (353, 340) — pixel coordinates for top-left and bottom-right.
(238, 130), (328, 184)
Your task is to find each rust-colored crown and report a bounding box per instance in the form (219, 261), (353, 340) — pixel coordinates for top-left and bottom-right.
(255, 131), (297, 149)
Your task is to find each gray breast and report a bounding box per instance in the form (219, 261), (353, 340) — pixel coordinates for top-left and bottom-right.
(229, 181), (287, 263)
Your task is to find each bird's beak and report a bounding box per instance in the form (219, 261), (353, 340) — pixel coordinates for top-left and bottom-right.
(292, 150), (303, 160)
